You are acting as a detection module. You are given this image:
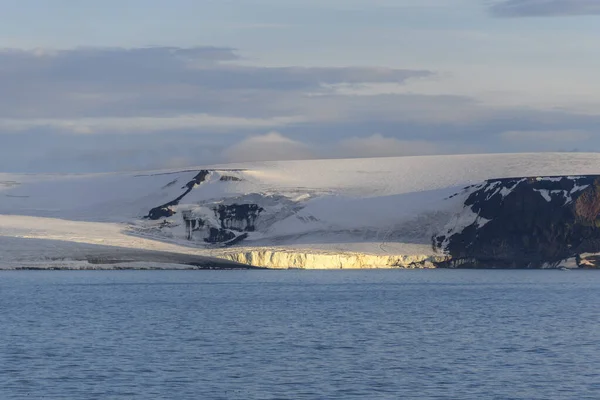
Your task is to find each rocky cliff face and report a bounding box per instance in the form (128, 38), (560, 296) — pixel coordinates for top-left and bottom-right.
(216, 204), (263, 232)
(435, 175), (600, 268)
(180, 195), (293, 246)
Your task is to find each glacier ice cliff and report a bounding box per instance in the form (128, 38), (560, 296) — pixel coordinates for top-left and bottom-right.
(219, 249), (449, 269)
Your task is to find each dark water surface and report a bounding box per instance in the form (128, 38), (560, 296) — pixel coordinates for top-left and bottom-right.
(2, 269), (600, 399)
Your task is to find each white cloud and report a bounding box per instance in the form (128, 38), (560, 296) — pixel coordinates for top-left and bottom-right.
(1, 45), (600, 172)
(0, 114), (304, 134)
(499, 130), (593, 152)
(222, 132), (317, 162)
(500, 130), (591, 143)
(338, 134), (446, 158)
(221, 133), (462, 163)
(491, 0), (600, 17)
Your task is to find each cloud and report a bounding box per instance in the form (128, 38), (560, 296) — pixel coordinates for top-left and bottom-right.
(1, 45), (600, 172)
(500, 129), (591, 142)
(222, 132), (317, 162)
(0, 128), (230, 173)
(0, 114), (305, 134)
(220, 132), (475, 164)
(338, 134), (446, 157)
(1, 117), (597, 173)
(0, 46), (430, 120)
(499, 130), (593, 151)
(490, 0), (600, 17)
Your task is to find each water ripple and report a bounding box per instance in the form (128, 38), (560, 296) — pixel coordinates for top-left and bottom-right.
(1, 269), (600, 399)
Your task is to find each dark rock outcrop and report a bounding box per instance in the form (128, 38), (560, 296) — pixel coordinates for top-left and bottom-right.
(182, 203), (264, 245)
(205, 228), (237, 244)
(219, 175), (242, 182)
(435, 175), (600, 268)
(146, 170), (210, 220)
(216, 204), (263, 232)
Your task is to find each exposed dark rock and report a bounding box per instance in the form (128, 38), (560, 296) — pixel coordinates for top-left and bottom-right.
(205, 228), (236, 243)
(148, 206), (175, 220)
(161, 179), (178, 189)
(160, 219), (177, 228)
(183, 170), (211, 190)
(220, 175), (242, 182)
(223, 233), (249, 246)
(191, 218), (204, 231)
(182, 203), (263, 245)
(436, 175), (600, 268)
(216, 204), (264, 232)
(146, 170), (211, 220)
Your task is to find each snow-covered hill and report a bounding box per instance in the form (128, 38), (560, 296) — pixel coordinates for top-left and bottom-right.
(3, 153), (600, 269)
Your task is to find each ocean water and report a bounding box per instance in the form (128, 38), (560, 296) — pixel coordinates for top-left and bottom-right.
(1, 269), (600, 399)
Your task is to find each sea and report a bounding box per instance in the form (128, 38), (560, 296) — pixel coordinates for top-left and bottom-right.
(1, 269), (600, 399)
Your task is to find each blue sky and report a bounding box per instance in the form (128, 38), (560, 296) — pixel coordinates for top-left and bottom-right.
(2, 0), (600, 172)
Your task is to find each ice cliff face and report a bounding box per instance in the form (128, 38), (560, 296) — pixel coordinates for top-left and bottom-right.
(436, 176), (600, 268)
(220, 249), (448, 269)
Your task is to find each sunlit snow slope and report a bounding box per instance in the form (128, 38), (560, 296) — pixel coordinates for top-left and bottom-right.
(3, 153), (600, 269)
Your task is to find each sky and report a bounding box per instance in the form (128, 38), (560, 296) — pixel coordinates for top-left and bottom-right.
(2, 0), (600, 172)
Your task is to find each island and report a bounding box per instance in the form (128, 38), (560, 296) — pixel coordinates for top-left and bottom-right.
(2, 153), (600, 269)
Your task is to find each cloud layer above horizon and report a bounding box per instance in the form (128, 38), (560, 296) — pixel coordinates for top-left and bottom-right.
(491, 0), (600, 17)
(1, 0), (600, 172)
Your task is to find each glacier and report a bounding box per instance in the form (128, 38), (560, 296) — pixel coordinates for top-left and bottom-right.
(3, 153), (600, 269)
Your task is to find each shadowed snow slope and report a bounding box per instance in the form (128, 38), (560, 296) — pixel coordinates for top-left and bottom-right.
(3, 153), (600, 269)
